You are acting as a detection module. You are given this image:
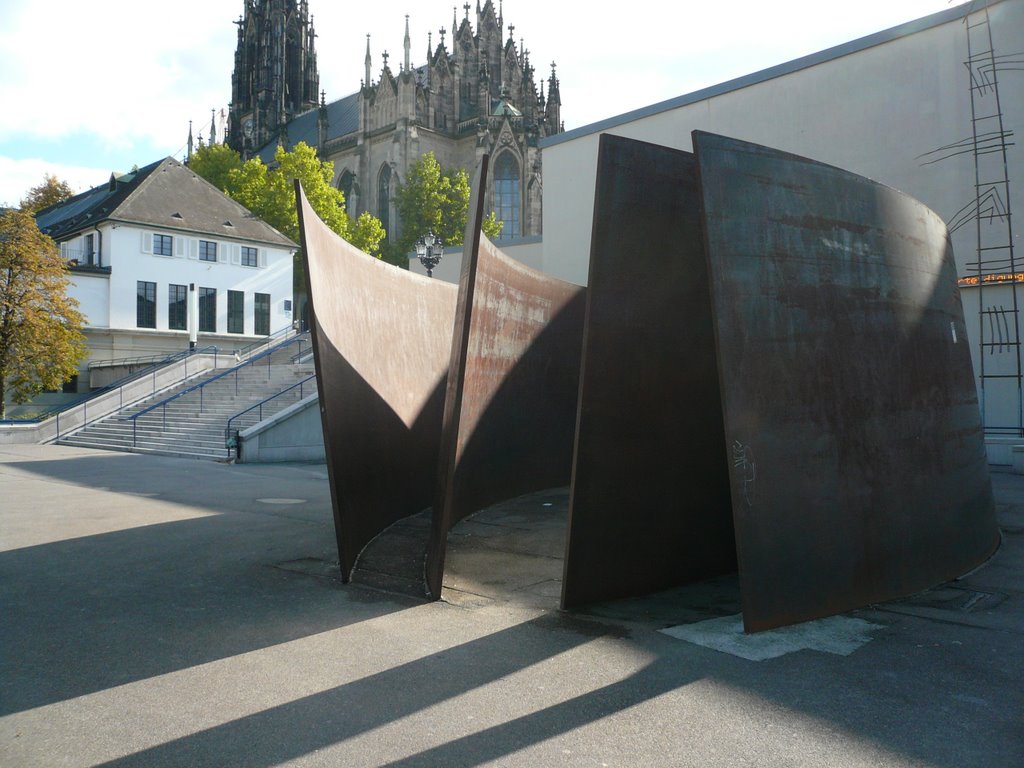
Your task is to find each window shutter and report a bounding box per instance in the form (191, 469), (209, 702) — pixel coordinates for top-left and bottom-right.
(258, 249), (267, 268)
(174, 236), (185, 257)
(141, 232), (153, 254)
(188, 239), (198, 259)
(60, 241), (68, 259)
(230, 244), (241, 265)
(217, 243), (228, 263)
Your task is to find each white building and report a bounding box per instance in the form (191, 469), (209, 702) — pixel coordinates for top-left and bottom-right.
(35, 157), (296, 390)
(535, 0), (1024, 443)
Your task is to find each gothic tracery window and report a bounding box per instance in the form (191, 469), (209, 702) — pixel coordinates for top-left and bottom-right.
(339, 170), (355, 216)
(378, 164), (392, 236)
(494, 152), (520, 239)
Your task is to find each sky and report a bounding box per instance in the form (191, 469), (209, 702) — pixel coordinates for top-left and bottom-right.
(0, 0), (970, 206)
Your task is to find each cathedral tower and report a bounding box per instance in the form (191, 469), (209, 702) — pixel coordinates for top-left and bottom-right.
(228, 0), (320, 157)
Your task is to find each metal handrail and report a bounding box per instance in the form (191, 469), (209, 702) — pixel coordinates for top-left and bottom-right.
(1, 346), (220, 431)
(224, 374), (317, 458)
(88, 347), (215, 372)
(234, 326), (301, 363)
(122, 334), (309, 447)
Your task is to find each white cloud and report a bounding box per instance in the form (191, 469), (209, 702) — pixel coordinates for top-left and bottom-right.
(0, 156), (111, 208)
(0, 0), (966, 179)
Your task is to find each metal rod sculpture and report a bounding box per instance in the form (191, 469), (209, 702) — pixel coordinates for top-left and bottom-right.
(429, 156), (587, 599)
(295, 181), (457, 580)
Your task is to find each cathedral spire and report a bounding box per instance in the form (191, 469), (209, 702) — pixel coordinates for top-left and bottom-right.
(404, 15), (411, 72)
(187, 120), (194, 163)
(365, 34), (372, 86)
(228, 0), (320, 157)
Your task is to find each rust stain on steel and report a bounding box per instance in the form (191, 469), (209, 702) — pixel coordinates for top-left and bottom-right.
(692, 131), (999, 632)
(295, 181), (457, 583)
(562, 134), (736, 610)
(428, 156), (586, 599)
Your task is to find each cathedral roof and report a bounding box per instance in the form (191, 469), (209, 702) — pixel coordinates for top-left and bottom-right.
(254, 92), (360, 165)
(36, 157), (295, 248)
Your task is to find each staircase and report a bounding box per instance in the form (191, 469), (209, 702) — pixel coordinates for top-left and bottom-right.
(58, 336), (317, 461)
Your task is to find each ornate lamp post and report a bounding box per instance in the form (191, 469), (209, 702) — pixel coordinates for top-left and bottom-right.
(415, 230), (444, 278)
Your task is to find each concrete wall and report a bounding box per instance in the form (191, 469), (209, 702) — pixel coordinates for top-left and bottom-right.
(538, 0), (1024, 442)
(237, 394), (325, 463)
(539, 1), (1023, 287)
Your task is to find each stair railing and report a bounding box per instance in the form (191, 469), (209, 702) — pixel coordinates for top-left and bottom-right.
(122, 334), (309, 448)
(224, 374), (317, 458)
(0, 346), (221, 443)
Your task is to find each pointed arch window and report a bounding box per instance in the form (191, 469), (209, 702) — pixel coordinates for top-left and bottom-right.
(378, 164), (392, 236)
(494, 152), (520, 239)
(339, 170), (355, 216)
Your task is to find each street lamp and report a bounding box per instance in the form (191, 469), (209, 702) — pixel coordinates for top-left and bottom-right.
(415, 230), (444, 278)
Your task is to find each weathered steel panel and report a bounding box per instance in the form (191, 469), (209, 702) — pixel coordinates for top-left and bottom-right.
(692, 131), (999, 632)
(562, 134), (736, 609)
(428, 157), (586, 599)
(295, 181), (457, 582)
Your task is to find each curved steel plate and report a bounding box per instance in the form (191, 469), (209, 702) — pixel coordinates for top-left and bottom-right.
(562, 134), (736, 609)
(693, 131), (999, 632)
(428, 156), (586, 598)
(295, 181), (457, 581)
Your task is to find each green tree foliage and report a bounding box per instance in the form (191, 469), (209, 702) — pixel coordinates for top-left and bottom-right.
(20, 174), (74, 214)
(0, 210), (87, 418)
(186, 143), (243, 195)
(188, 142), (385, 257)
(394, 152), (503, 260)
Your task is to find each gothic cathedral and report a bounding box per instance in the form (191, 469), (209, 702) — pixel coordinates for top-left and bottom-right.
(227, 0), (562, 243)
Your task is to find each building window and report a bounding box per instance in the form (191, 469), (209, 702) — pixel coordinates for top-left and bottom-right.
(154, 233), (173, 257)
(241, 245), (258, 267)
(199, 239), (217, 262)
(83, 233), (95, 265)
(254, 292), (270, 336)
(136, 281), (156, 328)
(494, 153), (521, 239)
(168, 283), (187, 330)
(199, 287), (217, 332)
(377, 165), (392, 236)
(339, 170), (355, 216)
(228, 290), (245, 334)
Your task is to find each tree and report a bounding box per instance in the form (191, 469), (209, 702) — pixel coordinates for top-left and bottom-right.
(186, 143), (243, 195)
(20, 174), (74, 214)
(0, 210), (87, 418)
(188, 142), (386, 257)
(394, 152), (503, 261)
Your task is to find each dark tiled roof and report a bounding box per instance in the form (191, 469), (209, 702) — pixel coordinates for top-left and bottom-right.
(35, 157), (296, 248)
(256, 92), (360, 164)
(35, 161), (162, 240)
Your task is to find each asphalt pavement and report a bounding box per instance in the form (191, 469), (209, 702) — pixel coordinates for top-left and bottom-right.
(0, 443), (1020, 767)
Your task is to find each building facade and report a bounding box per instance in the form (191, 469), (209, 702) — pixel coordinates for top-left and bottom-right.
(227, 0), (321, 156)
(538, 0), (1023, 452)
(228, 0), (562, 243)
(35, 158), (296, 390)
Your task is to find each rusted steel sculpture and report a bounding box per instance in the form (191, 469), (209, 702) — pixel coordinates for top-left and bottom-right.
(429, 156), (586, 599)
(295, 181), (457, 580)
(692, 131), (998, 631)
(298, 133), (997, 633)
(562, 136), (736, 609)
(564, 132), (998, 632)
